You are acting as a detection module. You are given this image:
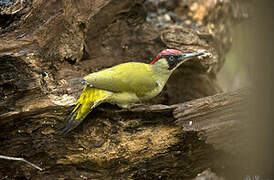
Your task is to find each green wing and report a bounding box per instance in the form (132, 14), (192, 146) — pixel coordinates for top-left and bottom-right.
(84, 62), (157, 97)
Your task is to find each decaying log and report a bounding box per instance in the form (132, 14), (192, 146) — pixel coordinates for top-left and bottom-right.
(0, 0), (250, 179)
(173, 88), (250, 154)
(0, 0), (242, 109)
(127, 88), (250, 155)
(0, 88), (249, 179)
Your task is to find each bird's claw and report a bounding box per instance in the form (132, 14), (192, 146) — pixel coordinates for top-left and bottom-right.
(128, 103), (147, 110)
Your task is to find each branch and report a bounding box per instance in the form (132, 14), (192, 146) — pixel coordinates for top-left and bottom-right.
(0, 155), (43, 171)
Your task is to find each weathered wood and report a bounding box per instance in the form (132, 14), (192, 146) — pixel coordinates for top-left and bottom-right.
(0, 0), (230, 109)
(0, 88), (249, 179)
(124, 88), (249, 155)
(173, 88), (249, 154)
(0, 0), (250, 179)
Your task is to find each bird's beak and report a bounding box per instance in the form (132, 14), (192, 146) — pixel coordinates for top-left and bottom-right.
(179, 50), (205, 62)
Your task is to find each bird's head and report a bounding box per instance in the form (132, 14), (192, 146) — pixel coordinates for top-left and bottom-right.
(150, 49), (204, 70)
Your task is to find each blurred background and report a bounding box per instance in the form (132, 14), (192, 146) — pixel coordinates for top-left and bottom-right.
(218, 23), (250, 91)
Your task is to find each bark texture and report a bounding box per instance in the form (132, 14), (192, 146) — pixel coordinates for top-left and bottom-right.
(0, 0), (250, 179)
(0, 88), (249, 179)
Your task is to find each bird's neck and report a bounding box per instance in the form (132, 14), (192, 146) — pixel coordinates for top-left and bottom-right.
(149, 58), (173, 86)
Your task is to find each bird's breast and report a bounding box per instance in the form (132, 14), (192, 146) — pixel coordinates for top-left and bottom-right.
(139, 80), (165, 100)
(109, 91), (140, 107)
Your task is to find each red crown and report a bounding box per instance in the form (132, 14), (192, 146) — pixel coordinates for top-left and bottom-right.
(150, 49), (182, 64)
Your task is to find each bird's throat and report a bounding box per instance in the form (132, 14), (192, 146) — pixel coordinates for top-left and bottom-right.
(150, 59), (173, 87)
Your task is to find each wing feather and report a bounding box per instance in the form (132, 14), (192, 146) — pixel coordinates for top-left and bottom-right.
(84, 62), (157, 97)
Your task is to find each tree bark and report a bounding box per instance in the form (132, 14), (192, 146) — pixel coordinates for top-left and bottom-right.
(0, 88), (249, 179)
(0, 0), (250, 179)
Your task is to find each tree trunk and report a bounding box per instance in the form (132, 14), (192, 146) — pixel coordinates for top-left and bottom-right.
(0, 0), (250, 179)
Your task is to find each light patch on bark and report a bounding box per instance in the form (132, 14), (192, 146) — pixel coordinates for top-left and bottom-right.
(48, 94), (77, 106)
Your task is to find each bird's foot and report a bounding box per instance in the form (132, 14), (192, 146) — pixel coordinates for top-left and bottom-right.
(116, 103), (145, 109)
(128, 103), (146, 109)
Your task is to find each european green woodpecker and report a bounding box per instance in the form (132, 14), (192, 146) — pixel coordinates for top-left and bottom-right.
(60, 49), (204, 134)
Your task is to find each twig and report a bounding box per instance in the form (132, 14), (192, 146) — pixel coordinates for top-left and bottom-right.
(0, 155), (43, 171)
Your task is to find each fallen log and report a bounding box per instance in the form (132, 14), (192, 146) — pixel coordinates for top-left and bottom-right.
(0, 0), (250, 179)
(0, 88), (249, 179)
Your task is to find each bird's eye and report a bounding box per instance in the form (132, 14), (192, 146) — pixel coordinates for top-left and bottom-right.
(169, 56), (175, 61)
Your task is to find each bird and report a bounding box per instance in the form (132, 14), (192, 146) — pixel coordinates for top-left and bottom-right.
(60, 49), (204, 134)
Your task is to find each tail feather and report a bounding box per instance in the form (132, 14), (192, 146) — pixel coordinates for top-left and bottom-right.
(59, 104), (87, 135)
(59, 86), (111, 135)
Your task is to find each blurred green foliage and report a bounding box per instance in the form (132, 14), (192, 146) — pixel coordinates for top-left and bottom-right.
(218, 23), (250, 91)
